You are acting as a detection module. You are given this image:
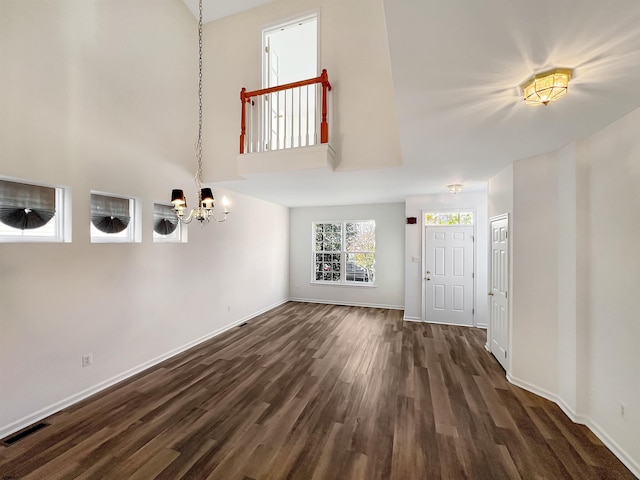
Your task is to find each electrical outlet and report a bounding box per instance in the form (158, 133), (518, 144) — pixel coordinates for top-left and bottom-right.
(82, 354), (93, 368)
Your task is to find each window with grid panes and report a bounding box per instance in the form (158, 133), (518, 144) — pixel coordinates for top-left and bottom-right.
(313, 221), (375, 284)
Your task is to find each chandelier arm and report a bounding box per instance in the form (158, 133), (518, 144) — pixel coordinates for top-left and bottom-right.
(209, 212), (230, 223)
(179, 208), (197, 224)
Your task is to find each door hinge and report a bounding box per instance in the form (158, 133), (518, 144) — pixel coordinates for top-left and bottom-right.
(504, 351), (507, 358)
(265, 46), (269, 53)
(472, 308), (475, 315)
(471, 235), (475, 242)
(472, 272), (475, 278)
(505, 231), (508, 238)
(505, 291), (508, 299)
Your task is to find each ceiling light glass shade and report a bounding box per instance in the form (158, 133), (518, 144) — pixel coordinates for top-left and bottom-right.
(522, 68), (572, 106)
(447, 184), (463, 194)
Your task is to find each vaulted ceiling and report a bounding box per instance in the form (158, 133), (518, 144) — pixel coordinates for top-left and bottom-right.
(184, 0), (640, 206)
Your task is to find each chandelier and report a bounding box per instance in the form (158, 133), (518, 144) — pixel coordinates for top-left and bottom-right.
(171, 0), (229, 224)
(521, 68), (573, 106)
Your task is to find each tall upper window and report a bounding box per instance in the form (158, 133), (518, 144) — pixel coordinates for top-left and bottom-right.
(0, 178), (69, 242)
(312, 220), (375, 285)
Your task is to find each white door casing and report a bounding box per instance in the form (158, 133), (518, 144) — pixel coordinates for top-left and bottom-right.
(489, 215), (509, 370)
(264, 38), (281, 150)
(424, 226), (474, 326)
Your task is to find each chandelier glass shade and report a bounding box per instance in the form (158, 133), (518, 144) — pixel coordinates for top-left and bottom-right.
(171, 0), (229, 224)
(522, 68), (572, 106)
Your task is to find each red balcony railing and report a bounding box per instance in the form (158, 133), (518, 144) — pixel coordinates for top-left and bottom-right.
(239, 69), (332, 154)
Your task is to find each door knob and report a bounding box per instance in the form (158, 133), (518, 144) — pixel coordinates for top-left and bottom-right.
(488, 292), (494, 296)
(425, 277), (431, 281)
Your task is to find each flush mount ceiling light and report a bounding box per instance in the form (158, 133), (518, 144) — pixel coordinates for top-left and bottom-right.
(521, 68), (573, 106)
(447, 184), (463, 194)
(171, 0), (229, 224)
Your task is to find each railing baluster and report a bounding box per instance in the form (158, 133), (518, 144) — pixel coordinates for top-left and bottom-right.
(297, 86), (301, 148)
(306, 85), (309, 146)
(239, 70), (331, 154)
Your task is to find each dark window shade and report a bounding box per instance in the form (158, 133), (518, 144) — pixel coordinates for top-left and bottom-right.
(91, 193), (130, 234)
(0, 179), (56, 230)
(153, 203), (178, 235)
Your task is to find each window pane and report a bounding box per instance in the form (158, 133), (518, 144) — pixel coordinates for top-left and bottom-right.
(153, 203), (182, 243)
(90, 193), (135, 242)
(346, 252), (374, 283)
(346, 221), (375, 252)
(424, 211), (474, 225)
(0, 178), (64, 242)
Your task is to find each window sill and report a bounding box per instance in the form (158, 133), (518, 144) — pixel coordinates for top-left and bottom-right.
(310, 281), (377, 288)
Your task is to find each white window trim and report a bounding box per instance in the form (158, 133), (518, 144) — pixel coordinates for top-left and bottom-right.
(0, 177), (71, 243)
(311, 220), (376, 286)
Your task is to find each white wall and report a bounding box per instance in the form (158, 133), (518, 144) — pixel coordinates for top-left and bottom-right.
(202, 0), (402, 180)
(289, 203), (405, 309)
(0, 0), (290, 437)
(511, 152), (560, 395)
(488, 163), (513, 219)
(487, 109), (640, 475)
(581, 106), (640, 471)
(404, 190), (488, 326)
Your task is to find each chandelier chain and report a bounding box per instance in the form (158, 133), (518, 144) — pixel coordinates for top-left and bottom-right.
(195, 0), (204, 200)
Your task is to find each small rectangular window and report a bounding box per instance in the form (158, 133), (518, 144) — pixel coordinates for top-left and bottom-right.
(153, 203), (185, 243)
(90, 192), (138, 243)
(424, 212), (474, 225)
(312, 220), (375, 285)
(0, 178), (69, 243)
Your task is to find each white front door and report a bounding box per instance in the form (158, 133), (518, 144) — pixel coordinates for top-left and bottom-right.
(424, 226), (474, 326)
(489, 216), (509, 370)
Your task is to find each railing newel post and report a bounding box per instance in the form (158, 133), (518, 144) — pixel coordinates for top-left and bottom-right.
(240, 87), (247, 154)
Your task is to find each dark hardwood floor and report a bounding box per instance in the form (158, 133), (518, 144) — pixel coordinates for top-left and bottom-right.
(0, 302), (635, 479)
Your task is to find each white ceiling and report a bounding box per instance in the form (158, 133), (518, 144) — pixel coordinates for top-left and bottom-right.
(191, 0), (640, 207)
(181, 0), (274, 23)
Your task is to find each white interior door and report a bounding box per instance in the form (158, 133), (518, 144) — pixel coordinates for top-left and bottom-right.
(489, 216), (509, 370)
(424, 226), (474, 326)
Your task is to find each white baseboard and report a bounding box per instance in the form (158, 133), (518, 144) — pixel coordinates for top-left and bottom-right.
(289, 297), (404, 310)
(506, 374), (639, 478)
(404, 317), (487, 329)
(0, 298), (289, 440)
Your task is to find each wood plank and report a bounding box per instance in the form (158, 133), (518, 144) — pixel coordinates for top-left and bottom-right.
(0, 302), (635, 479)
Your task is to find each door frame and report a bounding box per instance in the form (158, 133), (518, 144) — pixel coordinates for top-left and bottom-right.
(487, 213), (511, 372)
(421, 209), (477, 326)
